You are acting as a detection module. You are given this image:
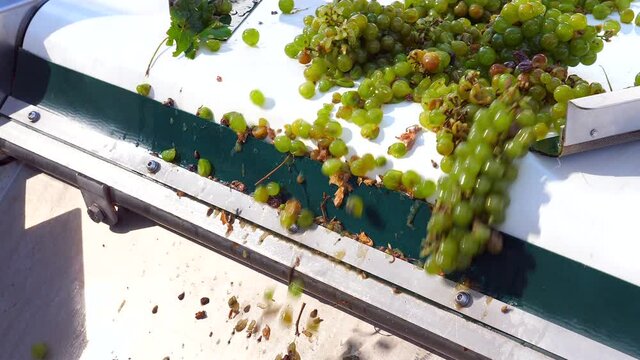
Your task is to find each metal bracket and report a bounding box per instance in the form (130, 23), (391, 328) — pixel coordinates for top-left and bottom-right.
(76, 173), (118, 225)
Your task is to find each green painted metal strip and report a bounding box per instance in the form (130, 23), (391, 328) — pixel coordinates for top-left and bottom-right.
(11, 50), (640, 358)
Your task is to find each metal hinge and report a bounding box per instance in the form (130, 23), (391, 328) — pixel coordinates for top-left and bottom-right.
(76, 173), (118, 225)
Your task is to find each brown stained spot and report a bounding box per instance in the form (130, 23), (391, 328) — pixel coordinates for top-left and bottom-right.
(206, 208), (214, 217)
(195, 311), (207, 320)
(392, 287), (401, 294)
(220, 211), (234, 236)
(176, 191), (185, 198)
(309, 309), (318, 318)
(258, 232), (269, 244)
(501, 305), (512, 314)
(243, 304), (251, 313)
(431, 159), (439, 169)
(216, 76), (222, 82)
(152, 305), (158, 314)
(200, 297), (210, 306)
(178, 292), (185, 301)
(162, 98), (175, 107)
(485, 297), (494, 305)
(262, 325), (271, 340)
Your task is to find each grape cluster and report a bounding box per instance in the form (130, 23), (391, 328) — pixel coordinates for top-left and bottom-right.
(277, 0), (625, 274)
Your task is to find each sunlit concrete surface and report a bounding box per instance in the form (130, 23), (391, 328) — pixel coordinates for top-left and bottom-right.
(0, 161), (440, 360)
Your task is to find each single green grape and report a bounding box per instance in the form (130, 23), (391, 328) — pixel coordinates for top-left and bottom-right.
(197, 106), (214, 121)
(31, 343), (48, 360)
(382, 169), (403, 190)
(636, 13), (640, 26)
(226, 112), (247, 133)
(249, 89), (266, 107)
(289, 139), (307, 156)
(414, 179), (436, 199)
(216, 0), (232, 14)
(321, 158), (343, 176)
(160, 148), (176, 162)
(401, 170), (421, 190)
(346, 195), (364, 218)
(603, 19), (621, 34)
(297, 209), (314, 228)
(205, 39), (221, 52)
(360, 124), (380, 140)
(273, 135), (291, 153)
(329, 139), (348, 157)
(279, 0), (294, 14)
(349, 159), (368, 177)
(299, 81), (316, 99)
(388, 143), (408, 158)
(367, 108), (384, 124)
(197, 158), (213, 177)
(136, 83), (151, 97)
(242, 28), (260, 46)
(266, 182), (280, 196)
(620, 9), (634, 24)
(592, 4), (611, 20)
(635, 72), (640, 86)
(375, 156), (387, 167)
(254, 185), (269, 203)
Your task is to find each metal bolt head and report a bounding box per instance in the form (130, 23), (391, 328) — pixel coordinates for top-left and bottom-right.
(27, 111), (40, 122)
(146, 159), (160, 174)
(87, 203), (105, 223)
(590, 128), (598, 138)
(455, 291), (472, 307)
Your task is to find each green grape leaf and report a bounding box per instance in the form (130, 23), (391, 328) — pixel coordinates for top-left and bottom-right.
(199, 25), (232, 41)
(166, 0), (230, 58)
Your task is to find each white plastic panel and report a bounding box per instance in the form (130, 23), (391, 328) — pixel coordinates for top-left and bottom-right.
(21, 0), (640, 287)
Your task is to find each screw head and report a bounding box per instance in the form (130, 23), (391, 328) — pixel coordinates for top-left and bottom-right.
(590, 128), (598, 138)
(455, 291), (472, 307)
(87, 203), (105, 223)
(146, 159), (160, 173)
(27, 111), (40, 122)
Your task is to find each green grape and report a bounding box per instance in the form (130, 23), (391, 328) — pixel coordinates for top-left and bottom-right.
(361, 153), (376, 170)
(414, 179), (436, 199)
(160, 148), (176, 162)
(375, 156), (387, 167)
(297, 209), (315, 228)
(392, 79), (412, 98)
(603, 19), (621, 34)
(216, 0), (232, 14)
(226, 112), (247, 133)
(329, 139), (348, 157)
(341, 91), (361, 106)
(477, 46), (497, 66)
(289, 139), (307, 156)
(284, 42), (300, 58)
(401, 170), (421, 190)
(346, 195), (364, 218)
(620, 9), (634, 24)
(555, 23), (573, 42)
(31, 343), (48, 360)
(197, 106), (214, 121)
(254, 185), (269, 202)
(382, 169), (403, 190)
(424, 256), (442, 275)
(291, 119), (311, 138)
(635, 72), (640, 86)
(592, 4), (611, 20)
(279, 0), (294, 14)
(636, 13), (640, 26)
(321, 158), (343, 176)
(266, 182), (281, 196)
(388, 143), (408, 158)
(249, 89), (266, 107)
(436, 137), (454, 156)
(299, 81), (316, 99)
(324, 121), (342, 138)
(460, 234), (480, 256)
(274, 135), (291, 153)
(553, 85), (574, 103)
(197, 158), (213, 177)
(242, 28), (260, 46)
(452, 201), (473, 227)
(569, 13), (587, 30)
(350, 158), (368, 177)
(504, 27), (523, 46)
(136, 83), (151, 97)
(318, 78), (334, 92)
(360, 124), (380, 140)
(367, 108), (384, 124)
(206, 39), (221, 52)
(351, 109), (368, 126)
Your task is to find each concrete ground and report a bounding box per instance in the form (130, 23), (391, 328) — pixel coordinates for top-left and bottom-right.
(0, 160), (440, 360)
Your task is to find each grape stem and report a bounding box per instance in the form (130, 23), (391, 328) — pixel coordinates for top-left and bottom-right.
(294, 302), (306, 336)
(146, 36), (169, 77)
(254, 154), (292, 186)
(599, 65), (613, 92)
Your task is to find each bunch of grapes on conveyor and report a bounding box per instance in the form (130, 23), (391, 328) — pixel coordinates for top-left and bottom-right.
(277, 0), (631, 274)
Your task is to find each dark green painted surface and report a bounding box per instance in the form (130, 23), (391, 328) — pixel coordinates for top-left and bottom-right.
(531, 135), (562, 156)
(11, 50), (640, 358)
